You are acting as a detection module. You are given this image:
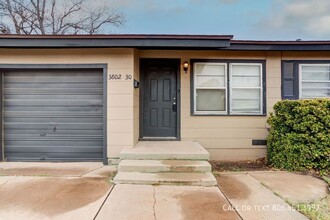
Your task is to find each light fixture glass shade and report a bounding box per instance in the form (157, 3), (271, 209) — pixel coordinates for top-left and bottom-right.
(183, 61), (189, 73)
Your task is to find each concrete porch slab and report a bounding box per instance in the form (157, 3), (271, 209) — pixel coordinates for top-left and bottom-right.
(118, 160), (212, 173)
(113, 172), (217, 186)
(120, 141), (210, 160)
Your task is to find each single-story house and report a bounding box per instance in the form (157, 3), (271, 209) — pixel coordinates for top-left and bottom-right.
(0, 34), (329, 164)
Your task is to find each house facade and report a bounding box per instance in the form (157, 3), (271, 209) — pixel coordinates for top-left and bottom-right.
(0, 35), (329, 164)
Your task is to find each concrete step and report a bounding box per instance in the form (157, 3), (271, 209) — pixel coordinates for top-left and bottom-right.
(120, 141), (210, 160)
(113, 172), (217, 186)
(118, 160), (212, 173)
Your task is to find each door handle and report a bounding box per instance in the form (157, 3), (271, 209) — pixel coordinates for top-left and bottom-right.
(172, 102), (177, 112)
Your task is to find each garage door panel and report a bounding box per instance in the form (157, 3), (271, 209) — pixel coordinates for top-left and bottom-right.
(5, 133), (102, 140)
(5, 106), (103, 112)
(5, 146), (103, 153)
(5, 123), (103, 130)
(5, 135), (102, 140)
(5, 129), (102, 135)
(4, 94), (103, 100)
(5, 138), (103, 146)
(5, 152), (103, 161)
(4, 87), (102, 95)
(4, 111), (102, 117)
(5, 83), (103, 90)
(6, 70), (102, 77)
(4, 100), (103, 106)
(4, 69), (104, 161)
(5, 117), (103, 123)
(5, 77), (102, 83)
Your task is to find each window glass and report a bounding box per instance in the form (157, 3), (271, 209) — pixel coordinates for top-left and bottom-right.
(301, 66), (330, 80)
(195, 64), (226, 76)
(231, 65), (260, 87)
(193, 62), (263, 115)
(196, 75), (225, 87)
(301, 89), (330, 98)
(300, 65), (330, 98)
(231, 89), (261, 112)
(230, 64), (262, 114)
(196, 89), (226, 111)
(194, 63), (227, 114)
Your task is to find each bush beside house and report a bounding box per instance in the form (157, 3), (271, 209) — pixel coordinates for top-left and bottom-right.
(267, 99), (330, 175)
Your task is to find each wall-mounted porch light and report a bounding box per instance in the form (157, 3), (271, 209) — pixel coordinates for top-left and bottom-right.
(183, 61), (189, 73)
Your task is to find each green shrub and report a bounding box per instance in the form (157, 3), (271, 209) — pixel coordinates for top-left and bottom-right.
(267, 99), (330, 175)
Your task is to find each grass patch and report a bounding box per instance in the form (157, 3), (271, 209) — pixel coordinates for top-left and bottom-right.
(322, 176), (330, 185)
(293, 197), (330, 220)
(108, 171), (117, 184)
(32, 174), (50, 177)
(255, 173), (330, 220)
(291, 176), (330, 220)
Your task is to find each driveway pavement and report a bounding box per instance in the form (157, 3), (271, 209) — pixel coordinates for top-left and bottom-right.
(0, 162), (115, 220)
(0, 162), (328, 220)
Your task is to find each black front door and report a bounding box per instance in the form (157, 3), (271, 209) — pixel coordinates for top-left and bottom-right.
(141, 60), (178, 138)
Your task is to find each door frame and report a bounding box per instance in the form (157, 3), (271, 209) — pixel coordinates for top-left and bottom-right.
(139, 58), (181, 140)
(0, 64), (108, 165)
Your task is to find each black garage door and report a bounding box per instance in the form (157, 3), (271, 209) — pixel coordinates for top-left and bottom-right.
(3, 69), (104, 161)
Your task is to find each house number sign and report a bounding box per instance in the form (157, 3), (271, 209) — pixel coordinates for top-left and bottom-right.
(108, 74), (132, 81)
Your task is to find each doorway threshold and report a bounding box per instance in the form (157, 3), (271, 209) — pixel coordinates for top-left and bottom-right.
(139, 137), (179, 141)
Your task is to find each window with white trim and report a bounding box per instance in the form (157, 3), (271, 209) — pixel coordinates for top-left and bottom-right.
(299, 64), (330, 98)
(193, 61), (264, 115)
(194, 63), (227, 114)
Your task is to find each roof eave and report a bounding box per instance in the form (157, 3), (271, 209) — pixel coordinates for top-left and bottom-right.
(0, 37), (231, 49)
(0, 35), (330, 51)
(225, 43), (330, 51)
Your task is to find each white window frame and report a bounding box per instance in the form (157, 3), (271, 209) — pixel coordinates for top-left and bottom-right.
(229, 63), (263, 115)
(193, 62), (228, 115)
(299, 64), (330, 99)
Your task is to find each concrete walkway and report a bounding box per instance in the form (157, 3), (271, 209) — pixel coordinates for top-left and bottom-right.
(0, 162), (328, 220)
(217, 173), (308, 220)
(96, 184), (240, 220)
(250, 172), (329, 204)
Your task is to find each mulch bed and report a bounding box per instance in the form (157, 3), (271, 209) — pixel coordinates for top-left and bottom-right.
(211, 159), (330, 182)
(210, 158), (274, 172)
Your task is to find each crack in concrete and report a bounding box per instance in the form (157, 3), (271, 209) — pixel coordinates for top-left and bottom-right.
(152, 186), (157, 220)
(216, 185), (243, 220)
(81, 165), (104, 177)
(93, 185), (115, 220)
(0, 178), (11, 186)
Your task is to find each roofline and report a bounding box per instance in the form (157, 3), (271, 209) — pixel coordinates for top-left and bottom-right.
(0, 34), (330, 51)
(227, 40), (330, 51)
(231, 40), (330, 45)
(0, 34), (234, 40)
